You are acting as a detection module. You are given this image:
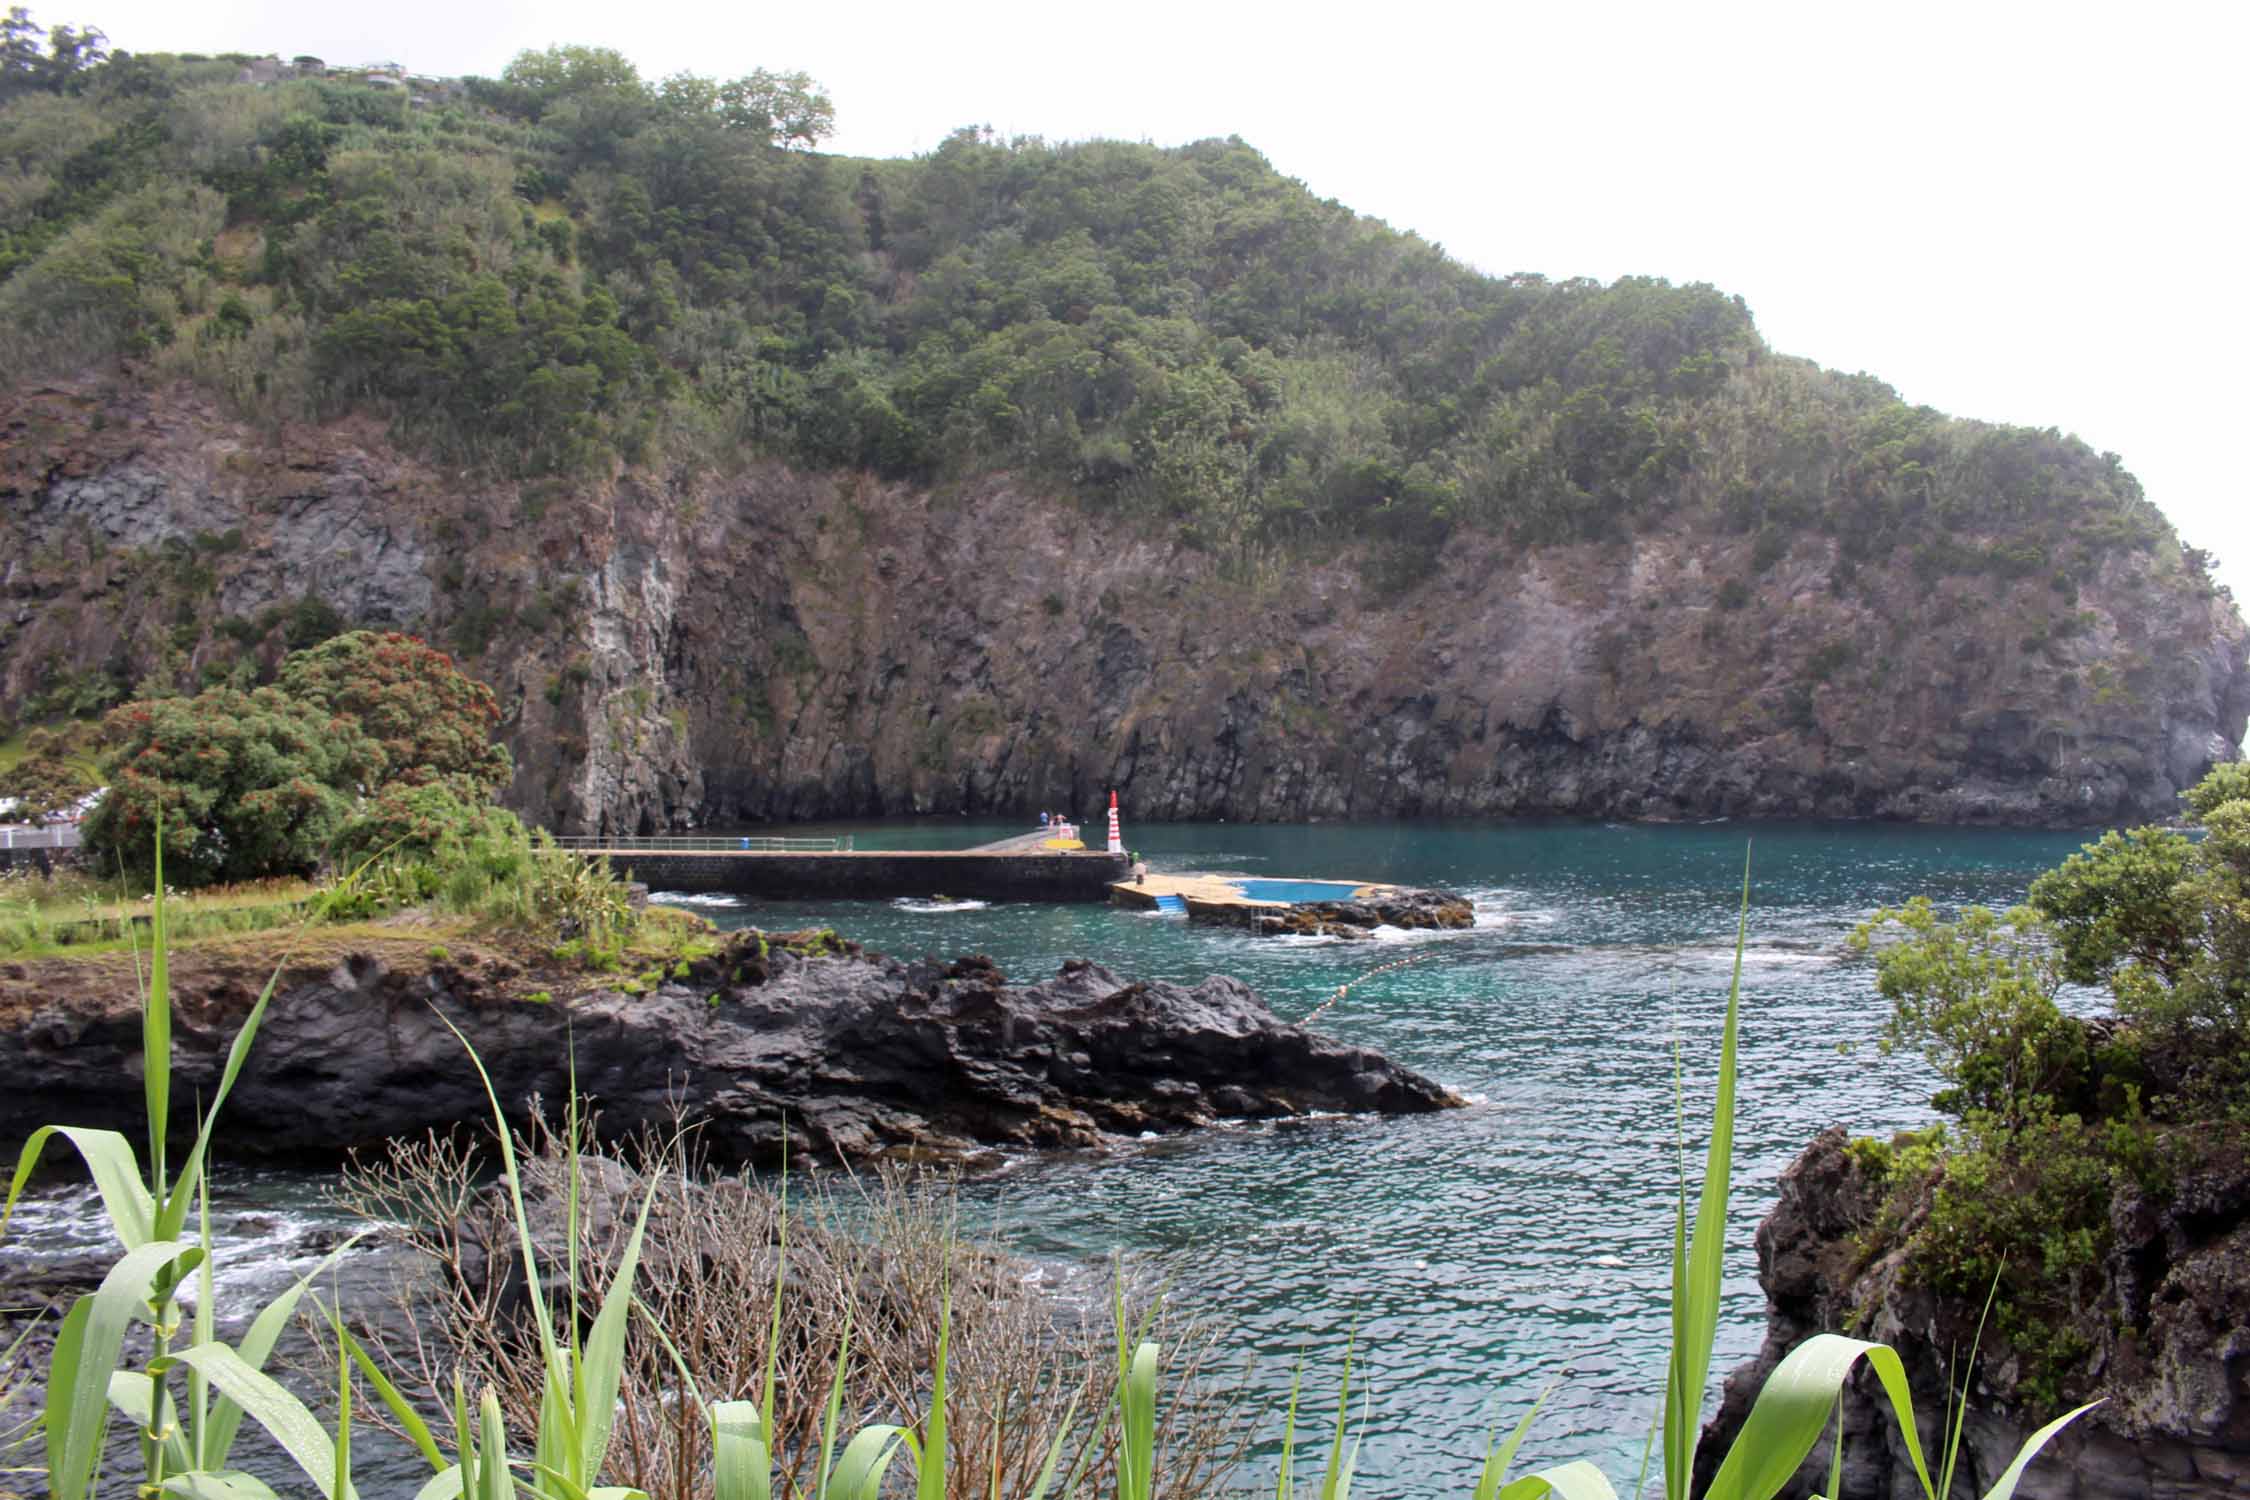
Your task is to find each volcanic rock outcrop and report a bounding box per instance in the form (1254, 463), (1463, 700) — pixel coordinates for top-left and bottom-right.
(1694, 1127), (2250, 1499)
(0, 931), (1461, 1165)
(1208, 888), (1475, 940)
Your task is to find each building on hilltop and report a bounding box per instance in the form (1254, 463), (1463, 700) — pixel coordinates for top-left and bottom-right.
(235, 54), (330, 85)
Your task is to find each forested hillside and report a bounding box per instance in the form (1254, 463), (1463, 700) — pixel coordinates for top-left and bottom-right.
(1, 20), (2243, 830)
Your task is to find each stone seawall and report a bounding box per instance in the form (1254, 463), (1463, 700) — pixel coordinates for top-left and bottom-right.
(587, 849), (1128, 902)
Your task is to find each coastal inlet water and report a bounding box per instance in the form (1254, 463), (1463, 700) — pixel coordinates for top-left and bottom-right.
(659, 819), (2098, 1490)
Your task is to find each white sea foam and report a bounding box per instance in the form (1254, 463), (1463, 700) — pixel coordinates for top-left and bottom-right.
(1368, 921), (1475, 946)
(891, 897), (992, 913)
(1735, 947), (1837, 968)
(1466, 888), (1562, 928)
(653, 892), (744, 908)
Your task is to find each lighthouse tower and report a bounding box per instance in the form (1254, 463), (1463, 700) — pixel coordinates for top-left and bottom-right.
(1106, 790), (1124, 854)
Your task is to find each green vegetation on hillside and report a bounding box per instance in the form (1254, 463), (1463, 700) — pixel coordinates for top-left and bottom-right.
(0, 720), (98, 814)
(0, 15), (2206, 591)
(1850, 763), (2250, 1407)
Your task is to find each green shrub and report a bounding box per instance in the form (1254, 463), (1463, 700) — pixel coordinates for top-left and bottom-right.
(329, 778), (524, 872)
(1852, 898), (2086, 1124)
(1750, 527), (1789, 572)
(0, 179), (226, 371)
(82, 685), (383, 886)
(1806, 640), (1856, 681)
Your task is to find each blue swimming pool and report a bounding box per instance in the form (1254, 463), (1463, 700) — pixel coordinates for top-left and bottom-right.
(1229, 877), (1366, 903)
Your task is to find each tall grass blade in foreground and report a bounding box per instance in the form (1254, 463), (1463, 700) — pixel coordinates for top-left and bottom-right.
(1683, 847), (2096, 1500)
(1469, 1382), (1553, 1500)
(422, 1010), (660, 1500)
(1661, 850), (1750, 1499)
(0, 831), (381, 1499)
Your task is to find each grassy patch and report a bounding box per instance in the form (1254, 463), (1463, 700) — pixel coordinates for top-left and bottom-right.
(0, 874), (328, 957)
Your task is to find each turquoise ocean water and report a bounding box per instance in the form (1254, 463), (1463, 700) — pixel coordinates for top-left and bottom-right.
(1, 818), (2104, 1493)
(653, 818), (2100, 1488)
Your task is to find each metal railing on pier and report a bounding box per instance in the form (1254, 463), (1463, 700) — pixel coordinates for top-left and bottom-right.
(548, 834), (854, 853)
(0, 825), (81, 850)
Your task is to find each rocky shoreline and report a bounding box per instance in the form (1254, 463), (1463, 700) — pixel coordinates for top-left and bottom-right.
(1202, 887), (1476, 940)
(1694, 1127), (2250, 1499)
(0, 929), (1462, 1167)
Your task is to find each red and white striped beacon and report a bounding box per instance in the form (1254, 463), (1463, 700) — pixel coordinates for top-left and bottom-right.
(1105, 790), (1124, 854)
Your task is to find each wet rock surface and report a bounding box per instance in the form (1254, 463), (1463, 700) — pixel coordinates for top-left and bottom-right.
(1213, 888), (1476, 940)
(0, 933), (1462, 1168)
(1695, 1127), (2250, 1499)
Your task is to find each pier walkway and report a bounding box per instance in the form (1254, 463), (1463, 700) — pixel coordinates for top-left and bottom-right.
(562, 834), (1126, 902)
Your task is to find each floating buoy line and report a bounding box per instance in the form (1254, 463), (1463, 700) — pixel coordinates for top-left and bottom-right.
(1298, 950), (1434, 1026)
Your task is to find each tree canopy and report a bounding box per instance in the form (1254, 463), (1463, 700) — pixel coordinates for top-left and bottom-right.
(276, 630), (513, 797)
(1857, 763), (2250, 1123)
(80, 632), (513, 885)
(81, 686), (380, 885)
(0, 5), (104, 103)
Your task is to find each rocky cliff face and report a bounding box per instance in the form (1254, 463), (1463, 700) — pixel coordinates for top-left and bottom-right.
(5, 381), (2245, 832)
(1695, 1128), (2250, 1499)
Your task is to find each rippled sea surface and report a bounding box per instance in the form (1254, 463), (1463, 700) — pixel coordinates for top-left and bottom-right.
(660, 818), (2097, 1488)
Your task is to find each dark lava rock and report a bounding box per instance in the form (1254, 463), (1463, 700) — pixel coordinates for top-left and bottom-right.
(0, 935), (1462, 1167)
(1217, 888), (1475, 940)
(1695, 1126), (2250, 1499)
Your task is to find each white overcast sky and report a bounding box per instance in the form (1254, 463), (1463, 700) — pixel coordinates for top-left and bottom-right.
(69, 0), (2250, 592)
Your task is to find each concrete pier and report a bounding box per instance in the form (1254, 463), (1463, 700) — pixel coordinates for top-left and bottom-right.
(575, 845), (1129, 902)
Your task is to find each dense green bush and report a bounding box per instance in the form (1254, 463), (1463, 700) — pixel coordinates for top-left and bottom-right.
(81, 685), (381, 885)
(0, 722), (97, 814)
(1851, 898), (2086, 1124)
(1850, 761), (2250, 1405)
(0, 176), (221, 370)
(82, 630), (521, 888)
(277, 629), (514, 795)
(327, 777), (523, 872)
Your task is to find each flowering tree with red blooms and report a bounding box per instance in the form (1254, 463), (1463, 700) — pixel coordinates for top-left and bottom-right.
(80, 688), (382, 886)
(277, 630), (513, 796)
